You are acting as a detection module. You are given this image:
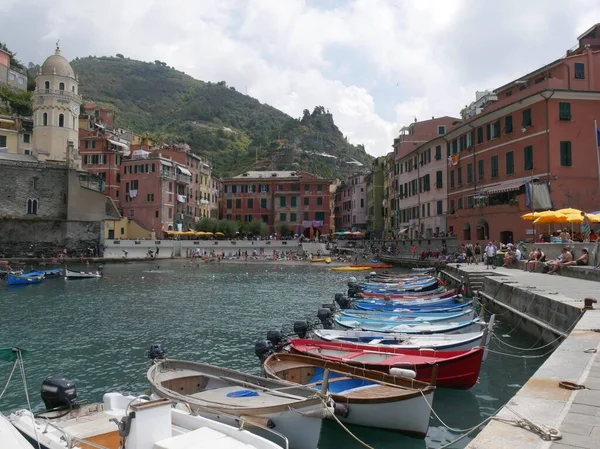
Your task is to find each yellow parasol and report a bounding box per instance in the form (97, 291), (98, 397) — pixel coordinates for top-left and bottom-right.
(565, 214), (584, 223)
(215, 232), (225, 236)
(521, 210), (556, 221)
(555, 208), (583, 215)
(532, 212), (569, 225)
(586, 214), (600, 223)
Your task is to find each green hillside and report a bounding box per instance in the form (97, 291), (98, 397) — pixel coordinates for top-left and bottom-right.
(68, 55), (373, 178)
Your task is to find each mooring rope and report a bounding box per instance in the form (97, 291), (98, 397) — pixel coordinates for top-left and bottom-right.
(16, 350), (42, 449)
(0, 358), (18, 400)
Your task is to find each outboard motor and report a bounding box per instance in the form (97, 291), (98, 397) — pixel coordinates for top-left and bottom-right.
(322, 303), (338, 312)
(254, 340), (274, 363)
(41, 377), (77, 411)
(335, 295), (352, 310)
(317, 308), (334, 329)
(334, 293), (345, 303)
(148, 343), (167, 360)
(266, 330), (286, 349)
(293, 320), (310, 339)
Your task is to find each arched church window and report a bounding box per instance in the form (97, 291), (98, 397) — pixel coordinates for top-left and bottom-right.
(44, 81), (50, 90)
(43, 113), (48, 126)
(27, 198), (38, 215)
(59, 114), (64, 127)
(59, 82), (65, 91)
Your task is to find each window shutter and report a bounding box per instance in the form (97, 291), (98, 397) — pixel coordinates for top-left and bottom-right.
(486, 124), (491, 140)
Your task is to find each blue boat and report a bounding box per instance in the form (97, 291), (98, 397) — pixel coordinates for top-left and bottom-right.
(6, 274), (44, 286)
(341, 307), (476, 321)
(354, 299), (473, 313)
(357, 278), (439, 293)
(21, 271), (46, 277)
(42, 268), (62, 277)
(334, 316), (482, 334)
(336, 309), (476, 327)
(353, 295), (466, 311)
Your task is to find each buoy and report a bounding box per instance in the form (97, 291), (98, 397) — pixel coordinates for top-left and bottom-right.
(103, 276), (108, 280)
(389, 368), (417, 379)
(141, 276), (145, 280)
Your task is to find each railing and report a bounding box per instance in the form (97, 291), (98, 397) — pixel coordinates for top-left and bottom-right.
(36, 88), (82, 102)
(177, 174), (192, 184)
(161, 172), (177, 180)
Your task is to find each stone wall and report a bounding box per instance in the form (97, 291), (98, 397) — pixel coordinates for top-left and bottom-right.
(0, 160), (67, 219)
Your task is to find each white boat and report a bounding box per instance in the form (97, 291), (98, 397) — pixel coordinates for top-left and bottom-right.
(0, 413), (33, 449)
(313, 315), (494, 353)
(10, 392), (285, 449)
(64, 268), (102, 279)
(263, 352), (435, 436)
(148, 359), (333, 449)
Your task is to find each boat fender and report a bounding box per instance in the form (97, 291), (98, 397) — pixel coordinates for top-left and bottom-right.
(333, 402), (350, 418)
(349, 276), (357, 283)
(389, 368), (417, 379)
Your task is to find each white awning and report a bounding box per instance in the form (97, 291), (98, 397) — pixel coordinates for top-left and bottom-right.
(107, 139), (129, 150)
(160, 160), (173, 167)
(177, 166), (192, 176)
(482, 179), (525, 194)
(176, 194), (186, 203)
(398, 228), (408, 233)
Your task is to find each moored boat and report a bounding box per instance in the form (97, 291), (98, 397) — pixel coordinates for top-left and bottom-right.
(10, 390), (285, 449)
(350, 295), (466, 310)
(148, 357), (333, 449)
(6, 274), (44, 286)
(42, 268), (62, 277)
(0, 413), (32, 449)
(334, 316), (482, 334)
(288, 339), (485, 389)
(340, 308), (477, 324)
(348, 264), (394, 269)
(263, 352), (435, 436)
(312, 315), (494, 353)
(65, 268), (102, 279)
(331, 266), (375, 272)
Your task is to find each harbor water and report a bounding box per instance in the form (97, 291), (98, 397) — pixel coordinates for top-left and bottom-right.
(0, 261), (549, 448)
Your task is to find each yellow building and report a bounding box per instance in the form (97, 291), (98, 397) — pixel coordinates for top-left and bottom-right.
(0, 115), (18, 152)
(105, 217), (155, 240)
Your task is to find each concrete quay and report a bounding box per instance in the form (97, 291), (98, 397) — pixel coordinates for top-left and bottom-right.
(442, 265), (600, 449)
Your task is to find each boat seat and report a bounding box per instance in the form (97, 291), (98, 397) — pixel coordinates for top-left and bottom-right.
(368, 339), (383, 345)
(60, 412), (118, 439)
(189, 386), (299, 407)
(154, 426), (256, 449)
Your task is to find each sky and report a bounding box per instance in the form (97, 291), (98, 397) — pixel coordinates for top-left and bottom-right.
(1, 0), (599, 156)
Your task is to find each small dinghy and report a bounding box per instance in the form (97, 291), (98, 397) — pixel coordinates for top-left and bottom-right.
(148, 357), (333, 449)
(313, 315), (494, 353)
(6, 273), (44, 286)
(0, 413), (32, 449)
(10, 390), (285, 449)
(288, 339), (486, 389)
(340, 308), (477, 324)
(334, 316), (482, 334)
(65, 268), (102, 279)
(263, 352), (435, 436)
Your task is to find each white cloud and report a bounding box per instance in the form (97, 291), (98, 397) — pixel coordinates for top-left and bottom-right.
(2, 0), (598, 157)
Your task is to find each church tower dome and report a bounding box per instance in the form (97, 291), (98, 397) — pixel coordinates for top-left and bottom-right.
(32, 44), (81, 169)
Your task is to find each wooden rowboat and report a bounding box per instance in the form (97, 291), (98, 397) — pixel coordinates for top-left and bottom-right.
(148, 358), (332, 449)
(288, 339), (485, 389)
(263, 352), (435, 436)
(64, 268), (102, 279)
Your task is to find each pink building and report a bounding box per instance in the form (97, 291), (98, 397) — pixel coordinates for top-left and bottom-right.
(396, 135), (449, 239)
(335, 174), (367, 231)
(391, 117), (458, 236)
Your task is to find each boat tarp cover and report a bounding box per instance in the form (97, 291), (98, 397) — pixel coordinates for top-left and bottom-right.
(0, 348), (27, 362)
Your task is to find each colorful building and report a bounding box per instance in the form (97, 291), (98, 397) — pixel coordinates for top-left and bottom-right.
(366, 157), (385, 238)
(392, 117), (458, 237)
(334, 173), (367, 231)
(0, 47), (27, 90)
(382, 152), (393, 238)
(396, 135), (450, 239)
(447, 24), (600, 244)
(221, 171), (332, 236)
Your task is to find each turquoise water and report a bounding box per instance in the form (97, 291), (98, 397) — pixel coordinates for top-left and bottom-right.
(0, 261), (548, 448)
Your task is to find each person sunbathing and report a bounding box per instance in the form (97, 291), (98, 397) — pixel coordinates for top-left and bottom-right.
(547, 248), (573, 274)
(562, 248), (589, 267)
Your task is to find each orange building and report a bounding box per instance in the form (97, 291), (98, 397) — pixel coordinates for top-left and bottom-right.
(447, 24), (600, 244)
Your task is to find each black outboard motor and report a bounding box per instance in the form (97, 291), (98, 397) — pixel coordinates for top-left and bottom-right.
(254, 340), (274, 363)
(41, 377), (77, 411)
(293, 320), (310, 339)
(335, 295), (352, 310)
(148, 344), (167, 360)
(266, 330), (286, 349)
(317, 308), (334, 329)
(322, 303), (338, 312)
(334, 293), (345, 303)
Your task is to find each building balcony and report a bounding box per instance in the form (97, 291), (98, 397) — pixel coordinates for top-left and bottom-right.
(161, 172), (177, 181)
(36, 88), (82, 103)
(177, 174), (192, 184)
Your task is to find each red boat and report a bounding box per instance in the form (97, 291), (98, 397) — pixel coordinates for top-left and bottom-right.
(358, 288), (458, 300)
(349, 264), (394, 269)
(288, 338), (484, 389)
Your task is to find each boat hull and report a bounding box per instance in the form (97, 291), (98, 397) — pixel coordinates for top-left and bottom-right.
(340, 308), (476, 324)
(289, 339), (485, 389)
(6, 274), (44, 286)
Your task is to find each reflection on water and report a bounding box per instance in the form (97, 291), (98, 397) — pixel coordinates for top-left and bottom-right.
(0, 261), (548, 448)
